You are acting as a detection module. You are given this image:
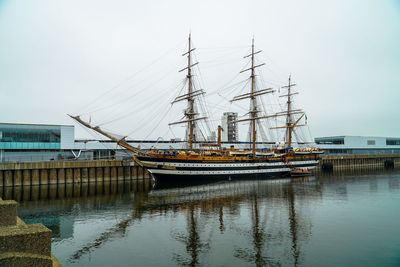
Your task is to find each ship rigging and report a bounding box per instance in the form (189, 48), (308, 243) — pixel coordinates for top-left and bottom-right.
(69, 35), (322, 181)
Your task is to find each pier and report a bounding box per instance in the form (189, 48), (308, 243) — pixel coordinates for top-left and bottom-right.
(319, 154), (400, 171)
(0, 160), (151, 188)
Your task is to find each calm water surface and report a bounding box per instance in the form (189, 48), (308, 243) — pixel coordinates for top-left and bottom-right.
(8, 170), (400, 266)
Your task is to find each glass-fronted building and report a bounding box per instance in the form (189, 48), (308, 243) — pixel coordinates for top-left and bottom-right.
(0, 122), (151, 162)
(0, 124), (62, 149)
(0, 123), (77, 162)
(315, 136), (400, 155)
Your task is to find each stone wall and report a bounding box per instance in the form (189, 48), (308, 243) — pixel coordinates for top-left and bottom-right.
(0, 198), (62, 266)
(0, 160), (151, 188)
(319, 154), (400, 171)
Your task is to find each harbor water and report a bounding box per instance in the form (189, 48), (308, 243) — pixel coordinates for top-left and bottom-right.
(5, 169), (400, 267)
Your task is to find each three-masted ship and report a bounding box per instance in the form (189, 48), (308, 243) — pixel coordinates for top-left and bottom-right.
(70, 35), (323, 181)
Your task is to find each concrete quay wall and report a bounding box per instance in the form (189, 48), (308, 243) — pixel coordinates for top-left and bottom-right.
(319, 154), (400, 171)
(0, 160), (151, 188)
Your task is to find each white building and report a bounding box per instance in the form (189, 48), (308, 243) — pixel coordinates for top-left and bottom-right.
(315, 136), (400, 155)
(221, 112), (238, 142)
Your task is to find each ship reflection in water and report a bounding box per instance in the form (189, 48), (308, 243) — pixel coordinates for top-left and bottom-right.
(10, 170), (400, 267)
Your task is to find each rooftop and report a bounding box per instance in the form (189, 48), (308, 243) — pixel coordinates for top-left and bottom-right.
(0, 122), (74, 127)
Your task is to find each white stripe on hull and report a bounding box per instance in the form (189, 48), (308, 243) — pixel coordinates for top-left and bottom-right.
(149, 168), (292, 176)
(141, 160), (319, 168)
(298, 166), (316, 170)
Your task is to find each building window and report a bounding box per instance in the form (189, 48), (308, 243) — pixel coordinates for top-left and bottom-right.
(0, 127), (61, 143)
(386, 139), (400, 145)
(367, 140), (375, 145)
(325, 149), (349, 154)
(315, 138), (344, 145)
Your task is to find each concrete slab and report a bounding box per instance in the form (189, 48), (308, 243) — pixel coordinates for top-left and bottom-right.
(31, 170), (40, 186)
(57, 169), (65, 184)
(0, 200), (17, 227)
(81, 168), (88, 184)
(0, 252), (52, 267)
(22, 170), (31, 186)
(40, 170), (48, 185)
(48, 169), (57, 185)
(0, 222), (51, 256)
(4, 171), (13, 187)
(14, 170), (22, 186)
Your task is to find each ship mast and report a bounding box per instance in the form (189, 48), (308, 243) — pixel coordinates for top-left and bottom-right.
(285, 75), (294, 147)
(187, 34), (194, 150)
(231, 42), (306, 151)
(250, 39), (257, 158)
(269, 75), (306, 147)
(169, 34), (207, 151)
(231, 38), (273, 158)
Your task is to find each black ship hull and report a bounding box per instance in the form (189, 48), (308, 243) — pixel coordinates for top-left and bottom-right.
(136, 156), (319, 182)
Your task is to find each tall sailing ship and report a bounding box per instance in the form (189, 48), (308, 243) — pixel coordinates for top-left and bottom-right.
(69, 35), (323, 181)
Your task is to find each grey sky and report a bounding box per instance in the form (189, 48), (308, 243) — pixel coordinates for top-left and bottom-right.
(0, 0), (399, 141)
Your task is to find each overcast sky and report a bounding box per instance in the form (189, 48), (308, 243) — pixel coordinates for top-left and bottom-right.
(0, 0), (399, 141)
